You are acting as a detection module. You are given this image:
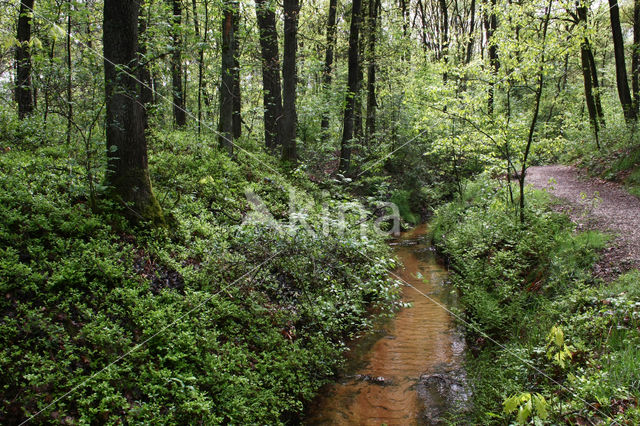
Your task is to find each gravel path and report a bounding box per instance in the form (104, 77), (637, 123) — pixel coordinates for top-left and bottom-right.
(527, 165), (640, 281)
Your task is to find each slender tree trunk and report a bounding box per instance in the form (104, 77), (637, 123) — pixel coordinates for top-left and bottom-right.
(519, 0), (551, 224)
(192, 0), (203, 135)
(633, 0), (640, 115)
(232, 10), (242, 140)
(320, 0), (338, 137)
(171, 0), (186, 127)
(66, 1), (73, 144)
(365, 0), (379, 144)
(16, 0), (35, 119)
(282, 0), (300, 161)
(439, 0), (449, 83)
(484, 0), (499, 115)
(609, 0), (636, 122)
(139, 1), (153, 129)
(465, 0), (476, 64)
(339, 0), (362, 173)
(104, 0), (163, 223)
(219, 0), (236, 154)
(586, 45), (605, 126)
(255, 0), (283, 149)
(577, 4), (601, 145)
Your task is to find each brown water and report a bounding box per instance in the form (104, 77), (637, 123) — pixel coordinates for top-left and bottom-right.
(304, 225), (466, 425)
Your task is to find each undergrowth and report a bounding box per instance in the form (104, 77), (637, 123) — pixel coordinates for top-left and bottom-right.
(0, 127), (400, 424)
(431, 177), (640, 424)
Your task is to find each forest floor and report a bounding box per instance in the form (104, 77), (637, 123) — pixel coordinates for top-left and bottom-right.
(528, 165), (640, 281)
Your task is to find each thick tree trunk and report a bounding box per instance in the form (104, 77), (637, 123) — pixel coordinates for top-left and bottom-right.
(282, 0), (299, 161)
(339, 0), (362, 173)
(320, 0), (338, 137)
(609, 0), (636, 122)
(171, 0), (186, 127)
(104, 0), (163, 223)
(365, 0), (379, 144)
(256, 0), (283, 149)
(16, 0), (35, 119)
(219, 1), (236, 154)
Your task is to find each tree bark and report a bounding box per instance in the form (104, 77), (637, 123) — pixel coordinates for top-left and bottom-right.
(66, 1), (73, 145)
(439, 0), (449, 83)
(365, 0), (379, 144)
(104, 0), (163, 223)
(484, 0), (499, 115)
(281, 0), (300, 161)
(219, 0), (236, 154)
(16, 0), (35, 119)
(339, 0), (363, 173)
(139, 1), (154, 129)
(465, 0), (476, 64)
(232, 10), (242, 140)
(255, 0), (283, 149)
(320, 0), (338, 137)
(577, 3), (601, 144)
(171, 0), (186, 127)
(609, 0), (636, 122)
(633, 0), (640, 115)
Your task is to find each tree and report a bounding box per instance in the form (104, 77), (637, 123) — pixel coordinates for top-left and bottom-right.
(633, 0), (640, 115)
(319, 0), (338, 137)
(282, 0), (300, 161)
(219, 0), (237, 154)
(576, 2), (602, 145)
(170, 0), (186, 127)
(16, 0), (35, 119)
(339, 0), (363, 173)
(365, 0), (379, 144)
(103, 0), (163, 223)
(609, 0), (636, 122)
(484, 0), (499, 115)
(232, 10), (242, 140)
(255, 0), (283, 149)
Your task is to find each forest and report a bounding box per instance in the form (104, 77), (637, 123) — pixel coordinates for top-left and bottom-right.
(1, 0), (640, 423)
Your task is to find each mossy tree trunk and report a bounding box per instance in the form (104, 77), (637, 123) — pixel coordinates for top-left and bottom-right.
(104, 0), (163, 224)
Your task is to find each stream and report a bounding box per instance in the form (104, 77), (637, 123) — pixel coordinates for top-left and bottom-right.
(304, 224), (470, 425)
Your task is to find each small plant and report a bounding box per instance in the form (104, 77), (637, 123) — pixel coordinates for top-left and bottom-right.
(545, 325), (573, 368)
(503, 392), (549, 424)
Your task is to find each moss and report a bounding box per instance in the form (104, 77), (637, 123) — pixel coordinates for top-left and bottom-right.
(106, 167), (165, 225)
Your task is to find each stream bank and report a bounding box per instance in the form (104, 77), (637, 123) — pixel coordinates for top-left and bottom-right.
(304, 225), (470, 424)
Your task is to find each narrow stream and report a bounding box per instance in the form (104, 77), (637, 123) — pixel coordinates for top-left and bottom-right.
(304, 225), (468, 425)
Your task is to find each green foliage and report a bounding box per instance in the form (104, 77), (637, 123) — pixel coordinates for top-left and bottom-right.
(432, 177), (640, 423)
(0, 129), (399, 424)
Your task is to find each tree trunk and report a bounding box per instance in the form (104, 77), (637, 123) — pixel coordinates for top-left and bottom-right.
(465, 0), (476, 64)
(16, 0), (35, 119)
(219, 0), (236, 154)
(139, 1), (154, 129)
(439, 0), (449, 83)
(484, 0), (499, 115)
(339, 0), (362, 173)
(66, 1), (73, 145)
(171, 0), (186, 127)
(104, 0), (163, 223)
(255, 0), (283, 149)
(609, 0), (636, 122)
(232, 10), (242, 140)
(577, 4), (601, 145)
(282, 0), (300, 161)
(365, 0), (379, 144)
(634, 0), (640, 115)
(319, 0), (338, 137)
(192, 0), (203, 135)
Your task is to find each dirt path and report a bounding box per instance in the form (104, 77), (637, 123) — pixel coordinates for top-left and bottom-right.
(527, 165), (640, 281)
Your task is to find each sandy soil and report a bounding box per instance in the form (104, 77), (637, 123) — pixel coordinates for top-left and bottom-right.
(527, 165), (640, 281)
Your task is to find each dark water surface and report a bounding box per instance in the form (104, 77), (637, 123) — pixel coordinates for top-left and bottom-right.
(304, 225), (467, 425)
